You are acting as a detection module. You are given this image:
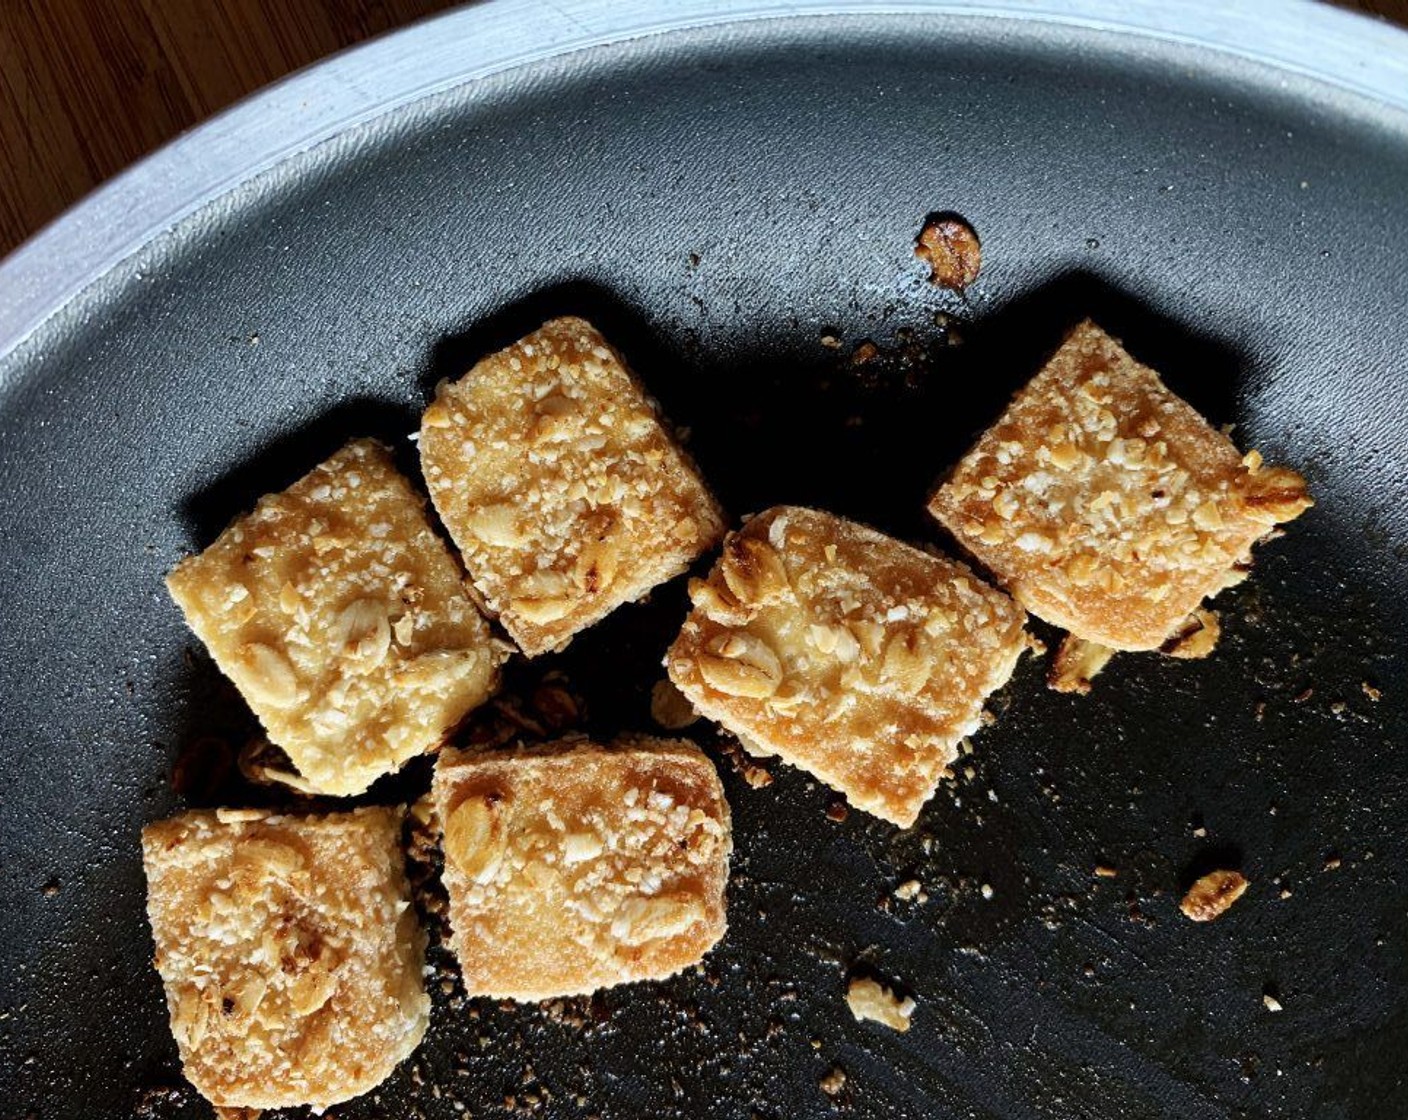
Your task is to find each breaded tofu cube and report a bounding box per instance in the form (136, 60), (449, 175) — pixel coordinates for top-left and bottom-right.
(929, 321), (1312, 651)
(666, 506), (1031, 827)
(140, 806), (429, 1111)
(167, 439), (504, 796)
(431, 737), (731, 1000)
(418, 317), (726, 656)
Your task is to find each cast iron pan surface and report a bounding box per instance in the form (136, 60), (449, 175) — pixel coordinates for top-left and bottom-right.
(2, 6), (1407, 1119)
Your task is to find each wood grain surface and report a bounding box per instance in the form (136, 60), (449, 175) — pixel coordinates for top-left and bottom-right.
(2, 0), (1406, 256)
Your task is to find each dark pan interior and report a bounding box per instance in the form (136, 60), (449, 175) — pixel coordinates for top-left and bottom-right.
(2, 12), (1407, 1120)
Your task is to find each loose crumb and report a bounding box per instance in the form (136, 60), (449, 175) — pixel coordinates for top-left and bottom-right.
(1323, 855), (1341, 871)
(914, 212), (982, 290)
(893, 879), (922, 900)
(846, 977), (915, 1033)
(851, 340), (879, 366)
(819, 1066), (847, 1096)
(717, 737), (774, 789)
(980, 883), (994, 900)
(1094, 866), (1119, 879)
(743, 766), (774, 789)
(1263, 993), (1283, 1013)
(1048, 634), (1116, 694)
(1179, 869), (1248, 922)
(825, 799), (849, 823)
(650, 678), (700, 730)
(1362, 681), (1382, 702)
(1160, 608), (1221, 659)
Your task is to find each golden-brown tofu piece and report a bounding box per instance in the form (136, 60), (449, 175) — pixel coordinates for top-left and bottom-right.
(666, 507), (1031, 827)
(929, 321), (1312, 650)
(140, 806), (429, 1111)
(167, 439), (504, 796)
(418, 317), (725, 656)
(431, 737), (731, 1000)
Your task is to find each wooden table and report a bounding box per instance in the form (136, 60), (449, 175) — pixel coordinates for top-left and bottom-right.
(3, 0), (1405, 256)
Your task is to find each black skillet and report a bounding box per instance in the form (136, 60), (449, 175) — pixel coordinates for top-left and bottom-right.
(2, 2), (1407, 1117)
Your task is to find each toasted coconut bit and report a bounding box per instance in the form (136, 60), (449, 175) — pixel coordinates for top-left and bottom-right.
(1048, 634), (1117, 694)
(1263, 992), (1283, 1012)
(1180, 869), (1249, 921)
(915, 213), (982, 290)
(846, 977), (915, 1032)
(1161, 608), (1221, 659)
(819, 1066), (848, 1096)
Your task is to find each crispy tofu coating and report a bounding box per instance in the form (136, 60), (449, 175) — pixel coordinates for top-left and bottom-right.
(141, 807), (429, 1111)
(419, 317), (726, 656)
(432, 737), (731, 1000)
(667, 507), (1031, 827)
(167, 439), (504, 796)
(930, 321), (1312, 650)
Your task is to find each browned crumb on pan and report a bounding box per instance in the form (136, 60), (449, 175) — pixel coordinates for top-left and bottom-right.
(650, 678), (700, 730)
(819, 1066), (848, 1096)
(915, 213), (982, 290)
(1161, 608), (1221, 659)
(1179, 869), (1249, 922)
(845, 976), (915, 1032)
(1048, 634), (1117, 694)
(716, 736), (774, 789)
